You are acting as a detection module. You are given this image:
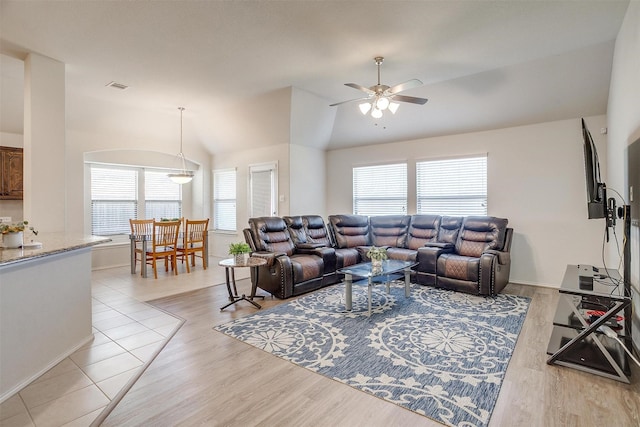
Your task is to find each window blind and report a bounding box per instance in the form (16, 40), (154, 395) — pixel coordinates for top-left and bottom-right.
(145, 170), (182, 220)
(416, 155), (487, 216)
(91, 167), (137, 235)
(353, 163), (407, 215)
(213, 168), (236, 231)
(90, 166), (184, 236)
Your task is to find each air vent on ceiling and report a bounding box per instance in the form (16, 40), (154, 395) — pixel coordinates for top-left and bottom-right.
(105, 81), (129, 90)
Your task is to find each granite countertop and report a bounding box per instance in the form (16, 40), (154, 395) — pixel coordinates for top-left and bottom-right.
(0, 232), (111, 266)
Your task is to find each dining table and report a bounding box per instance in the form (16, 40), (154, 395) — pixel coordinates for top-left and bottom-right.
(129, 232), (208, 278)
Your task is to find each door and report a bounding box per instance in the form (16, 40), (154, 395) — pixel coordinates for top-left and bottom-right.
(249, 162), (277, 217)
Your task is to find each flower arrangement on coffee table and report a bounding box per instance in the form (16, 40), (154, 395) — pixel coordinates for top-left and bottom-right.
(367, 246), (387, 273)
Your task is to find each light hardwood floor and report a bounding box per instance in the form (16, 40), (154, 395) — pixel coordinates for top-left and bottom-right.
(99, 272), (640, 427)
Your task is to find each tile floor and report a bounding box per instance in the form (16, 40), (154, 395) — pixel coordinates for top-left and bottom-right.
(0, 256), (246, 427)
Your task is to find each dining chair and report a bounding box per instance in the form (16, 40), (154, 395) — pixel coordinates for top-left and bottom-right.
(176, 218), (210, 273)
(129, 218), (154, 275)
(145, 219), (181, 279)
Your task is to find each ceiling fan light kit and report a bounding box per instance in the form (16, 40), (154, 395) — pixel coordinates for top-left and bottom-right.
(358, 102), (372, 115)
(331, 56), (428, 119)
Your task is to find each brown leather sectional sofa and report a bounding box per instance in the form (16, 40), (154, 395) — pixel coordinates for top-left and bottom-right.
(243, 214), (512, 299)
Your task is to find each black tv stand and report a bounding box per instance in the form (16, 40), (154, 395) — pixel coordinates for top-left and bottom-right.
(546, 264), (632, 383)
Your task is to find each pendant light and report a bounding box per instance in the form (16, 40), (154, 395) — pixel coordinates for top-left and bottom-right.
(168, 107), (194, 184)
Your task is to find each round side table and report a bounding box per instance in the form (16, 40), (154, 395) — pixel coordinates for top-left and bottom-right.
(218, 256), (267, 310)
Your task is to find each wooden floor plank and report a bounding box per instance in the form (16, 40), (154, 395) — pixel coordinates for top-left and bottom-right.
(101, 281), (640, 427)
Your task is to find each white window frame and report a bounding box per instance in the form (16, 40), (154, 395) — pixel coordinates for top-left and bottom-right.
(352, 162), (407, 216)
(213, 168), (237, 232)
(416, 154), (488, 216)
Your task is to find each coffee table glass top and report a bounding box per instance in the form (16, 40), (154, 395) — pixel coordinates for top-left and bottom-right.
(337, 259), (417, 277)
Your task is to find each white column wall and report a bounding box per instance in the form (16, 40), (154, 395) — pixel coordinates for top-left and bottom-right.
(289, 143), (326, 217)
(23, 54), (66, 232)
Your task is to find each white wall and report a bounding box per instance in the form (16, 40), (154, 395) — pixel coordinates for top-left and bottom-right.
(289, 143), (326, 216)
(607, 0), (640, 351)
(327, 117), (608, 287)
(211, 143), (290, 258)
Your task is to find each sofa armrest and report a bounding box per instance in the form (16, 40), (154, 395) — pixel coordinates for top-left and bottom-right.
(478, 250), (512, 295)
(252, 251), (287, 267)
(417, 244), (454, 274)
(306, 246), (337, 273)
(296, 242), (326, 250)
(250, 251), (294, 298)
(484, 249), (510, 265)
(424, 242), (455, 250)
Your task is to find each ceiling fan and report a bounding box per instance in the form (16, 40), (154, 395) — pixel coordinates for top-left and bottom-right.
(330, 56), (428, 118)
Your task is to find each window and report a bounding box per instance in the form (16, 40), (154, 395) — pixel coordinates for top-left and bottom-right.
(353, 163), (407, 215)
(90, 165), (182, 236)
(213, 168), (237, 231)
(416, 155), (487, 216)
(91, 167), (138, 236)
(145, 170), (182, 220)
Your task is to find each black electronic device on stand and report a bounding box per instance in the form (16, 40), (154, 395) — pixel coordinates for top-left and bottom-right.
(546, 120), (635, 382)
(580, 119), (632, 345)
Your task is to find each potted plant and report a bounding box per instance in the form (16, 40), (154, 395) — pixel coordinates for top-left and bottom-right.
(366, 246), (387, 273)
(229, 241), (251, 265)
(1, 220), (38, 248)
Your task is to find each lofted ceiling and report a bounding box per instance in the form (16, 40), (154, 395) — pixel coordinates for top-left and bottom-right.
(0, 1), (630, 154)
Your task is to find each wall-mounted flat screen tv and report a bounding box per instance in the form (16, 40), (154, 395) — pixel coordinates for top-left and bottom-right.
(628, 137), (640, 222)
(582, 119), (607, 219)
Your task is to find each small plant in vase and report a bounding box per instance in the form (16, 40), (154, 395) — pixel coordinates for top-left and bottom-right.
(367, 246), (387, 273)
(229, 242), (251, 265)
(1, 220), (38, 248)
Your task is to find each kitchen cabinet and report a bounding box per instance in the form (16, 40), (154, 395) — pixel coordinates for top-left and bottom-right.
(0, 146), (23, 200)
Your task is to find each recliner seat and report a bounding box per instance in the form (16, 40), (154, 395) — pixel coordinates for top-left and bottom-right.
(245, 216), (336, 299)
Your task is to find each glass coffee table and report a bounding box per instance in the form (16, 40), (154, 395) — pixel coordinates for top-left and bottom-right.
(337, 259), (417, 316)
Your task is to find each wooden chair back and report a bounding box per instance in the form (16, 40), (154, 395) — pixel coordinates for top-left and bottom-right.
(185, 219), (209, 246)
(153, 219), (181, 250)
(129, 219), (154, 274)
(179, 218), (210, 272)
(145, 219), (181, 279)
(130, 218), (154, 237)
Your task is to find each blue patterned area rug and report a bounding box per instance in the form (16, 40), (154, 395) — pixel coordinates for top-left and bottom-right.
(214, 282), (530, 427)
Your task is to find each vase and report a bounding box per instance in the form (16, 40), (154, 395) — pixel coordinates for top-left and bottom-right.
(371, 259), (383, 275)
(3, 231), (23, 248)
(234, 253), (248, 265)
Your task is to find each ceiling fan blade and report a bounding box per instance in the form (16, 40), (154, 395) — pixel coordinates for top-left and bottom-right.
(392, 94), (428, 105)
(385, 79), (423, 95)
(345, 83), (375, 94)
(329, 97), (370, 107)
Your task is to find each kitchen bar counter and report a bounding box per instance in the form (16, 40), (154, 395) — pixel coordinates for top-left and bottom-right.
(0, 232), (110, 266)
(0, 233), (110, 402)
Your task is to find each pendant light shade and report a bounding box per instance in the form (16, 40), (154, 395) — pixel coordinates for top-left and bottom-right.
(168, 107), (194, 184)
